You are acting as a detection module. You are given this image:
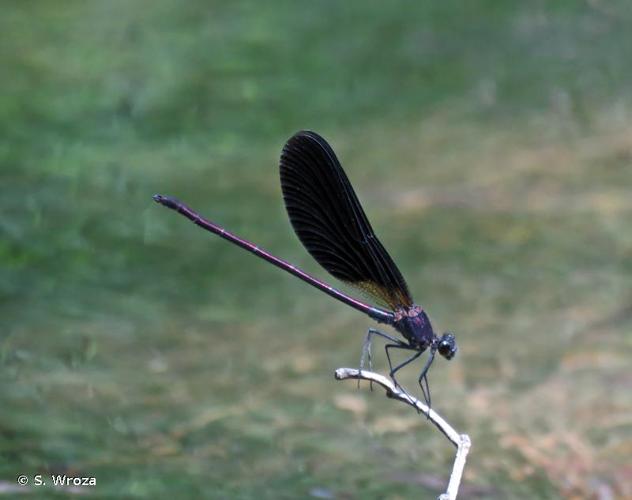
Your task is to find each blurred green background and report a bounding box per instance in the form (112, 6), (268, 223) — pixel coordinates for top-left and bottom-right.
(2, 1), (631, 498)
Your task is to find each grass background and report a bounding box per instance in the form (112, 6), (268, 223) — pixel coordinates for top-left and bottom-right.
(1, 1), (631, 498)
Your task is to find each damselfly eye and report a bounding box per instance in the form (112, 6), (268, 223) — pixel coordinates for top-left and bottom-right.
(438, 332), (457, 360)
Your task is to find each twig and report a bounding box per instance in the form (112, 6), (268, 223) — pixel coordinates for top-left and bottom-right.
(334, 368), (471, 500)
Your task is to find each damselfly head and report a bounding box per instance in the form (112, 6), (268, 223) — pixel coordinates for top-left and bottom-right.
(437, 332), (457, 360)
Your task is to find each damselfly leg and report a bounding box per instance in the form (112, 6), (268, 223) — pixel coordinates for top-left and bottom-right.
(359, 328), (406, 390)
(384, 344), (424, 405)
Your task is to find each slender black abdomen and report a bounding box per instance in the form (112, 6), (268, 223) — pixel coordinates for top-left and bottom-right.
(152, 194), (394, 325)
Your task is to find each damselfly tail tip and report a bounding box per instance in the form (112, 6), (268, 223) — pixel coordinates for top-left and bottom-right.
(152, 194), (179, 210)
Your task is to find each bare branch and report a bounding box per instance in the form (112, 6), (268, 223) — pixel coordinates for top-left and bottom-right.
(334, 368), (471, 500)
